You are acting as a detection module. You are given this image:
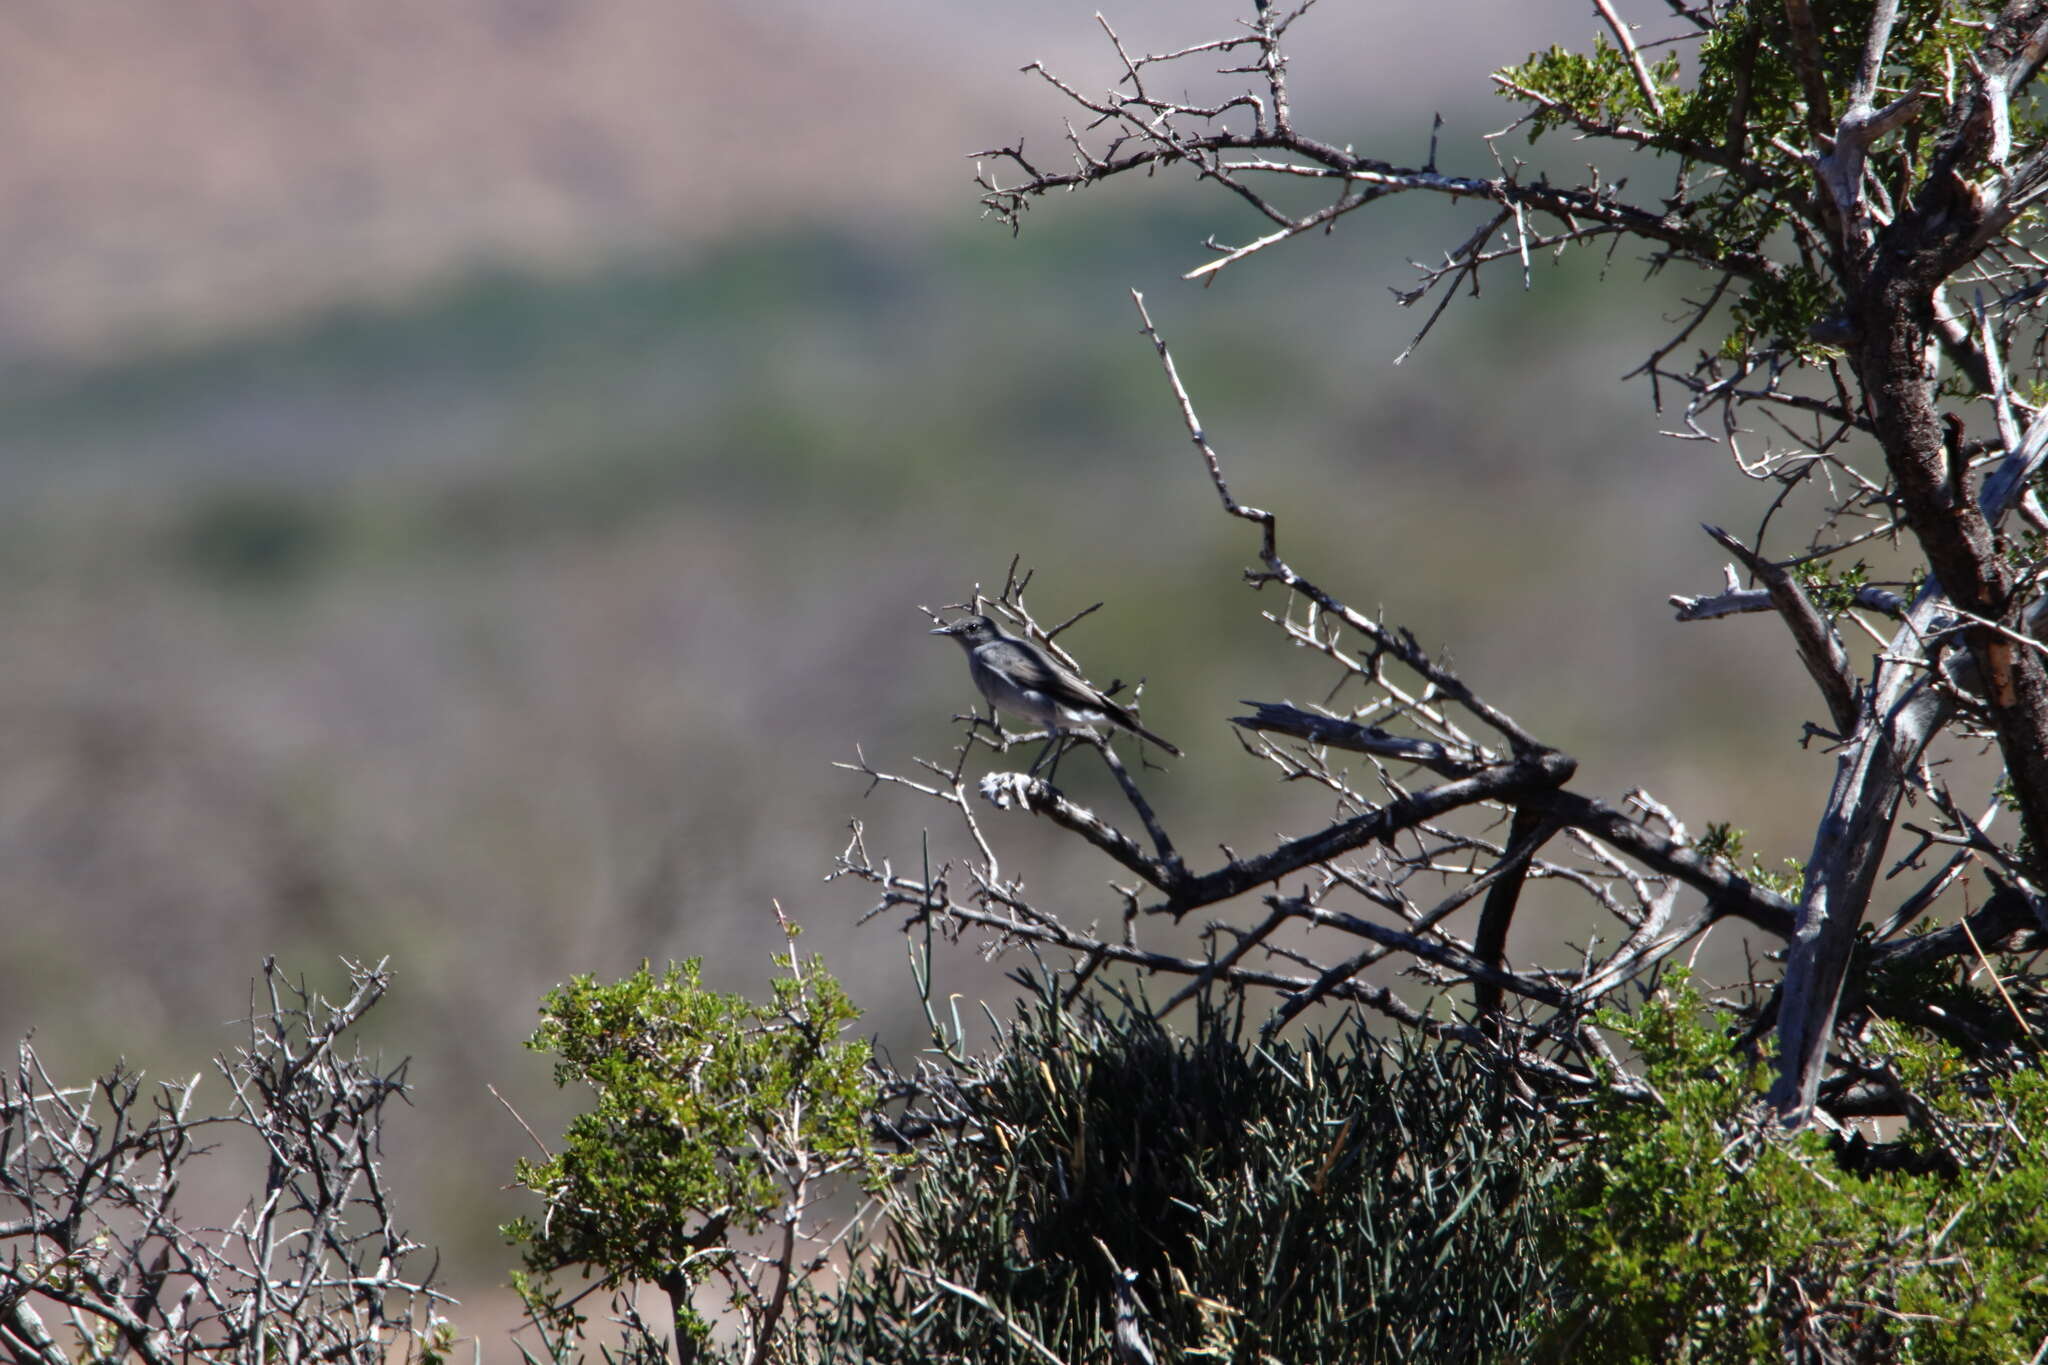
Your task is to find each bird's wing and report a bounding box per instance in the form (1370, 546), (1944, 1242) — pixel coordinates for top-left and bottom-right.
(998, 634), (1180, 754)
(981, 638), (1072, 694)
(1029, 643), (1122, 712)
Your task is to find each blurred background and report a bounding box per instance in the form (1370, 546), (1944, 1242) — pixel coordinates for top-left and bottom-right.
(0, 0), (1835, 1336)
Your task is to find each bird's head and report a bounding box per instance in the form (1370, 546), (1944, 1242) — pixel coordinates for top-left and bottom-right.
(930, 615), (1002, 648)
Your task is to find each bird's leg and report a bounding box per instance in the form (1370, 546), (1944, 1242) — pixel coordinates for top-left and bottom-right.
(970, 708), (1003, 750)
(978, 707), (1029, 756)
(1030, 730), (1067, 778)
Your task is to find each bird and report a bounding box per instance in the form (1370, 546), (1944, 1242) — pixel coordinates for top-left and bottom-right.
(931, 614), (1182, 757)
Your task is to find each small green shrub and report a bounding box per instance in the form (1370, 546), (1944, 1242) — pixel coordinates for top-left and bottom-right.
(505, 935), (900, 1362)
(1547, 974), (2048, 1362)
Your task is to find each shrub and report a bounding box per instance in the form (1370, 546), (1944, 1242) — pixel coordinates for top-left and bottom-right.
(805, 977), (1564, 1364)
(505, 933), (900, 1363)
(1548, 975), (2048, 1362)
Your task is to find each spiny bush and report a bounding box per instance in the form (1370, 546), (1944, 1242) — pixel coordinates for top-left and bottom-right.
(805, 977), (1566, 1364)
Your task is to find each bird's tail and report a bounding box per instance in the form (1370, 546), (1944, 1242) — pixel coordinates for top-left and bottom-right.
(1135, 723), (1183, 757)
(1110, 706), (1182, 757)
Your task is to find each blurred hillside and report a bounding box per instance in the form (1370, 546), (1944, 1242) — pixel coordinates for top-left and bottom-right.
(0, 0), (991, 365)
(0, 0), (1580, 370)
(0, 0), (1840, 1341)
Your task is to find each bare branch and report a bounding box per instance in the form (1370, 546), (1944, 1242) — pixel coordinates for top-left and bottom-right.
(1471, 807), (1560, 1030)
(1672, 576), (1906, 622)
(1132, 290), (1547, 754)
(1230, 701), (1480, 777)
(1770, 599), (1957, 1122)
(1155, 752), (1577, 919)
(1703, 523), (1862, 734)
(0, 961), (448, 1362)
(973, 770), (1174, 890)
(946, 1), (2048, 1140)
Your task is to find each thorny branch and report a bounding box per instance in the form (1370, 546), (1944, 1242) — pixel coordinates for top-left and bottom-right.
(0, 959), (449, 1364)
(840, 294), (1809, 1106)
(921, 1), (2048, 1131)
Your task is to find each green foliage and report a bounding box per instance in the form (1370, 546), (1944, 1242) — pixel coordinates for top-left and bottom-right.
(1720, 261), (1836, 364)
(495, 954), (2048, 1363)
(1498, 1), (2045, 363)
(1863, 932), (2047, 1067)
(1798, 557), (1871, 618)
(1748, 853), (1805, 897)
(1695, 821), (1746, 865)
(1504, 40), (1680, 138)
(505, 942), (900, 1358)
(802, 979), (1564, 1364)
(1692, 826), (1800, 896)
(1548, 974), (2048, 1361)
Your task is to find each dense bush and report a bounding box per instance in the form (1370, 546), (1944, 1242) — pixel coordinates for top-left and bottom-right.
(503, 960), (2048, 1363)
(806, 978), (1565, 1363)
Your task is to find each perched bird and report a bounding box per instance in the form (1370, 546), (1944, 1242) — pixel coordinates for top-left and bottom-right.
(931, 614), (1182, 756)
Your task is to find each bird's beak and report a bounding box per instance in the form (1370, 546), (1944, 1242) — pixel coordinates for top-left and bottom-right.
(930, 622), (958, 636)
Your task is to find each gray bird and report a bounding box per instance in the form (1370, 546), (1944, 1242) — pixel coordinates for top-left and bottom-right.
(931, 614), (1182, 756)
